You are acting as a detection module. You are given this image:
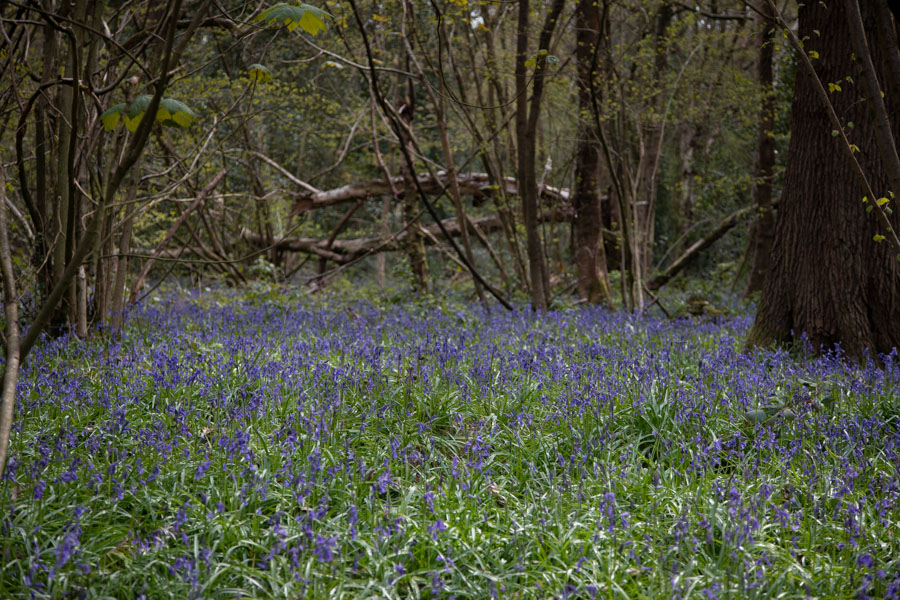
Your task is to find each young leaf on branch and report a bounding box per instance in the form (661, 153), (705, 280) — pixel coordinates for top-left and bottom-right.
(100, 96), (197, 132)
(256, 3), (331, 36)
(248, 63), (274, 82)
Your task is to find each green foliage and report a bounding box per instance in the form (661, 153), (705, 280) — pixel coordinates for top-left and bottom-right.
(247, 63), (274, 82)
(99, 103), (127, 130)
(255, 3), (331, 35)
(157, 98), (197, 128)
(100, 96), (197, 132)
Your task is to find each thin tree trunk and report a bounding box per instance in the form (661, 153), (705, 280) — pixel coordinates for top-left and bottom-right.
(376, 196), (390, 288)
(402, 2), (485, 303)
(745, 4), (777, 294)
(0, 163), (21, 478)
(516, 0), (565, 310)
(109, 172), (138, 330)
(396, 65), (428, 293)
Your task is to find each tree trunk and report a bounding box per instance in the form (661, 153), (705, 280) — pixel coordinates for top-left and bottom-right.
(397, 89), (429, 293)
(573, 0), (613, 307)
(0, 163), (21, 479)
(745, 4), (777, 294)
(515, 0), (565, 310)
(109, 172), (138, 330)
(515, 0), (546, 309)
(746, 0), (900, 358)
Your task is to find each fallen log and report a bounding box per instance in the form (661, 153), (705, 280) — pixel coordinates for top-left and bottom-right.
(290, 172), (571, 214)
(647, 204), (754, 291)
(241, 208), (574, 263)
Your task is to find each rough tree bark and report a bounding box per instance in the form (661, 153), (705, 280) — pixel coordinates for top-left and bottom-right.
(573, 0), (613, 307)
(746, 0), (900, 358)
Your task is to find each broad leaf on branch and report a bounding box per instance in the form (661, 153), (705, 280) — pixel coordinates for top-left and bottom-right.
(157, 98), (196, 127)
(103, 96), (197, 132)
(256, 3), (331, 36)
(248, 63), (274, 82)
(124, 95), (153, 132)
(100, 103), (127, 130)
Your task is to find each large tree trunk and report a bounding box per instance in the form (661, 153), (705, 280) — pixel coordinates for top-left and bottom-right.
(573, 0), (613, 306)
(745, 4), (777, 295)
(746, 1), (900, 358)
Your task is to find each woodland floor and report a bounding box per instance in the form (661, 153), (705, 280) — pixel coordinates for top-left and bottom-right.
(1, 290), (899, 599)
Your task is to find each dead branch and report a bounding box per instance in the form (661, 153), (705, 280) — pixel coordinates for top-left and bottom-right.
(240, 208), (573, 263)
(290, 172), (571, 214)
(648, 204), (754, 291)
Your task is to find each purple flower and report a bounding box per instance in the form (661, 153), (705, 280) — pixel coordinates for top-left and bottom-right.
(857, 553), (875, 569)
(54, 526), (81, 572)
(314, 534), (337, 563)
(429, 519), (448, 541)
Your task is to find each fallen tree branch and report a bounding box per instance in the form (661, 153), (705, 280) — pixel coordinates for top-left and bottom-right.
(290, 171), (571, 213)
(251, 151), (321, 195)
(128, 169), (227, 305)
(240, 208), (574, 263)
(647, 204), (754, 291)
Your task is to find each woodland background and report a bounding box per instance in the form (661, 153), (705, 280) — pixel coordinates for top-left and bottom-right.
(0, 0), (798, 329)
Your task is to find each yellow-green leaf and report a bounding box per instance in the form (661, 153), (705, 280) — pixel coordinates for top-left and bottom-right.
(248, 63), (273, 82)
(256, 3), (331, 36)
(873, 234), (886, 243)
(100, 103), (126, 130)
(123, 95), (152, 132)
(158, 98), (196, 128)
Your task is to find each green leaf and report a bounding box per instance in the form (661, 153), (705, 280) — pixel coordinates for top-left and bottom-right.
(256, 3), (331, 36)
(100, 103), (127, 130)
(873, 234), (886, 243)
(120, 95), (196, 132)
(744, 409), (769, 424)
(157, 98), (196, 128)
(248, 63), (273, 82)
(124, 95), (153, 132)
